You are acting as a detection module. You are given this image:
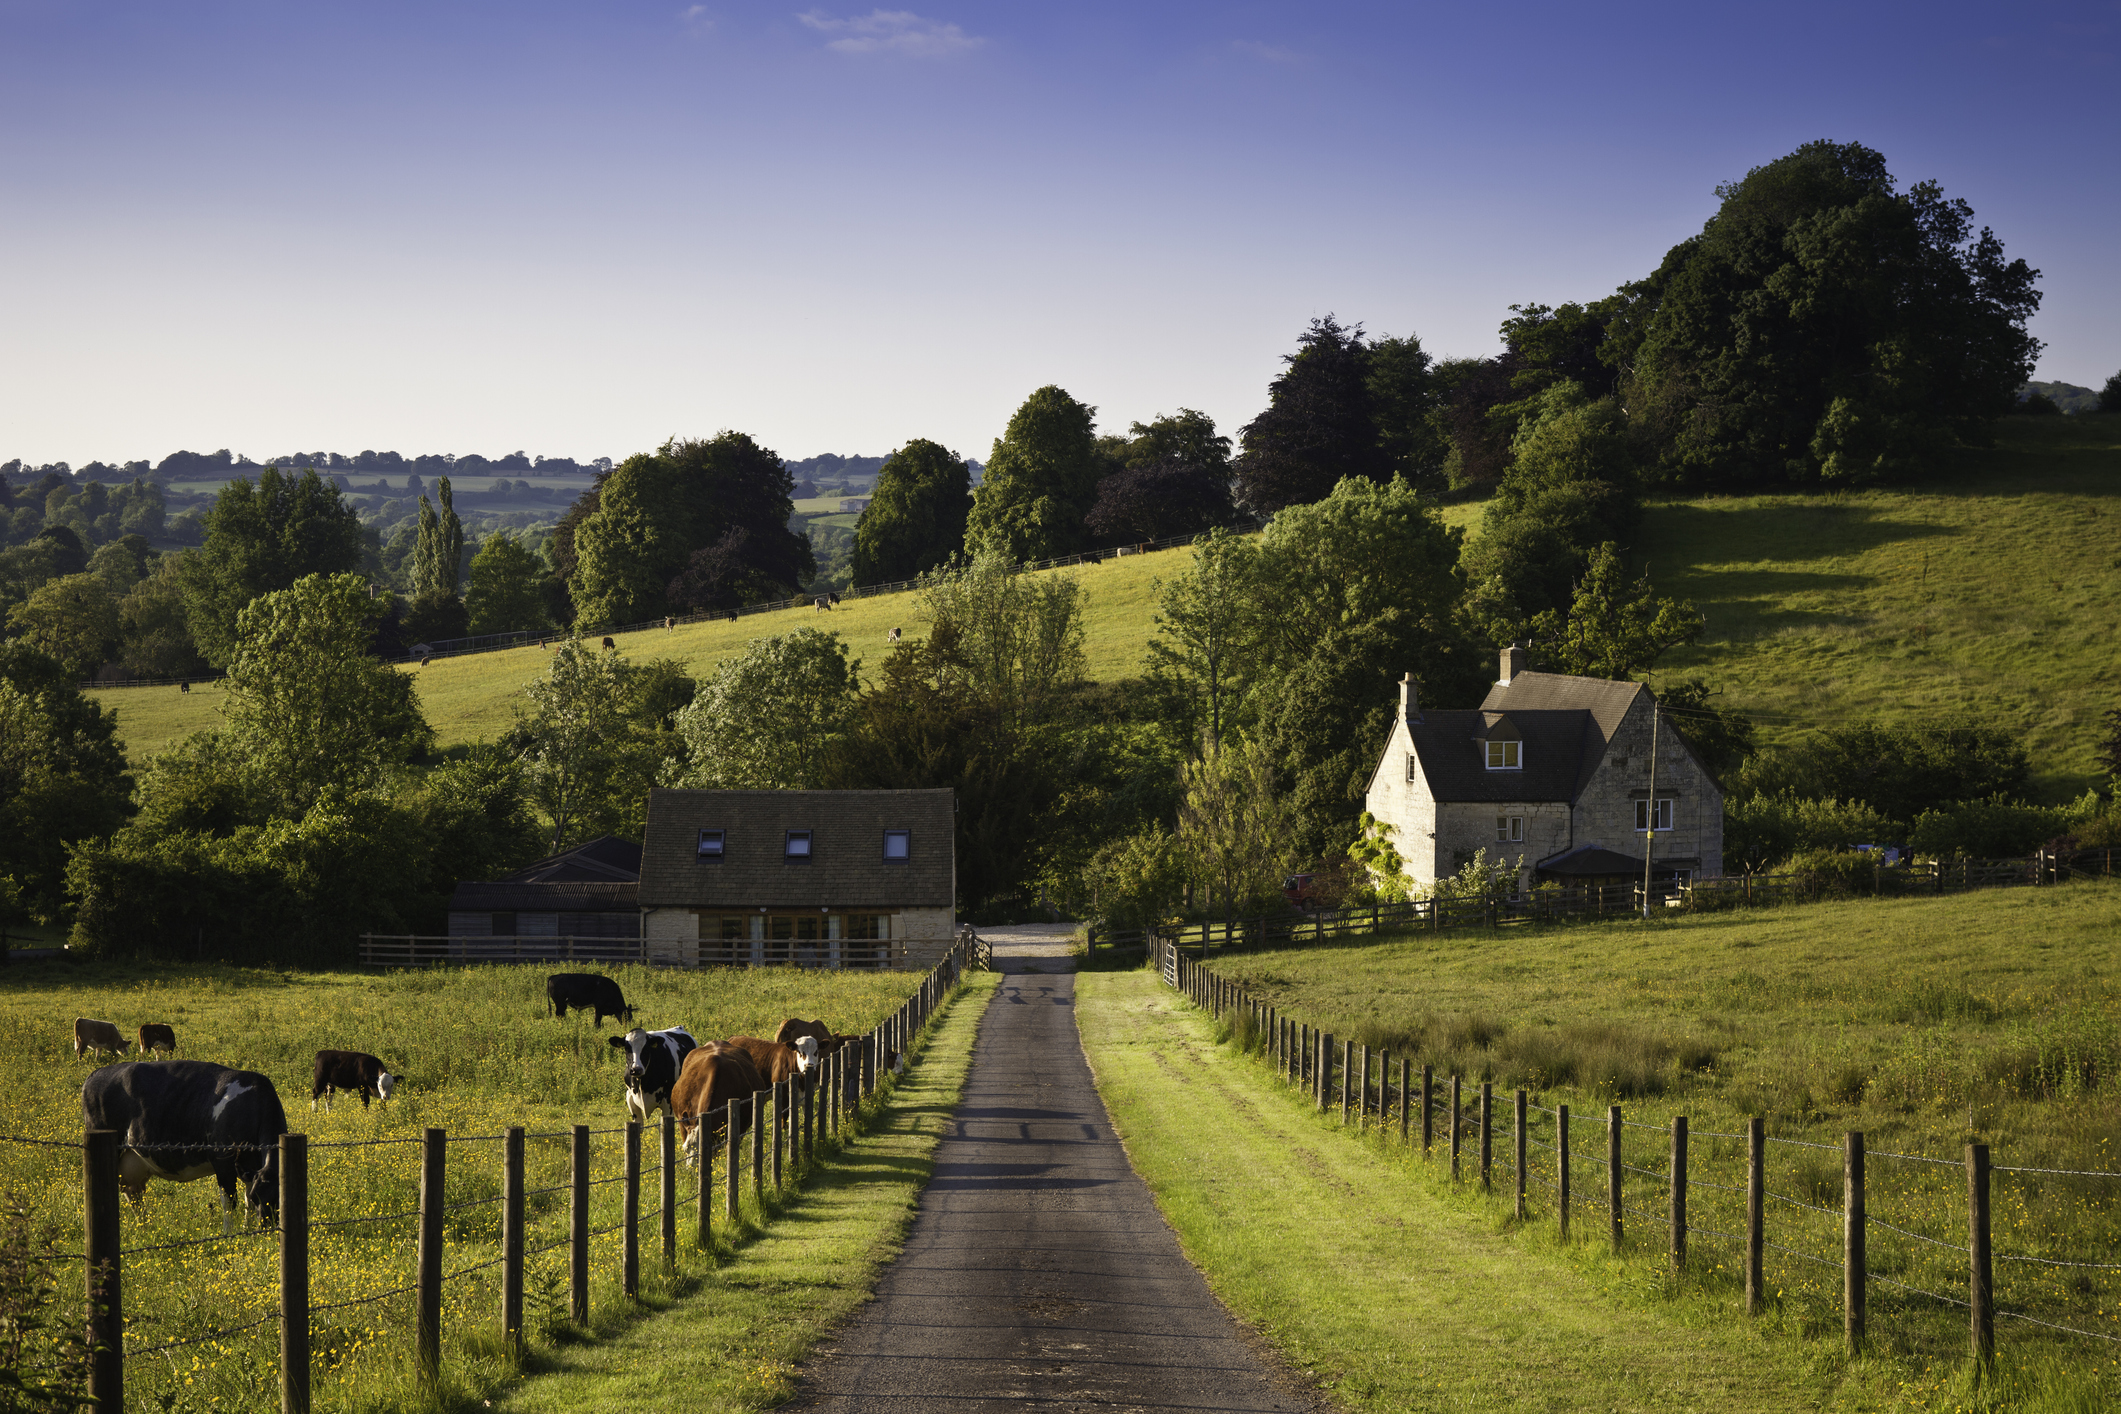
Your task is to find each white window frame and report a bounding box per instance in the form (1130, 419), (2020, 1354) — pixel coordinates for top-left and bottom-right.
(1496, 814), (1525, 843)
(1486, 740), (1521, 770)
(1635, 798), (1674, 832)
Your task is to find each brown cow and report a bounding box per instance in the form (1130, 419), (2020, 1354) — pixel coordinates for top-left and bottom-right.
(671, 1042), (766, 1164)
(137, 1024), (177, 1057)
(727, 1034), (819, 1086)
(772, 1017), (838, 1053)
(73, 1018), (126, 1061)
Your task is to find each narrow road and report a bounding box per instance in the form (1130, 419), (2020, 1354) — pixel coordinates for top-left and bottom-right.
(784, 939), (1309, 1413)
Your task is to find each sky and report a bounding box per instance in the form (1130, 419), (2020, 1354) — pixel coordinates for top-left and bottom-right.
(2, 0), (2116, 467)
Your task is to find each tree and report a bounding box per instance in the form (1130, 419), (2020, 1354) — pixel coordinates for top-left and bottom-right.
(1120, 409), (1232, 471)
(0, 643), (131, 922)
(30, 527), (86, 578)
(1529, 543), (1701, 681)
(667, 527), (756, 613)
(915, 547), (1086, 735)
(1084, 460), (1233, 544)
(1618, 140), (2042, 485)
(1737, 722), (2029, 831)
(572, 434), (812, 627)
(1233, 316), (1389, 514)
(1653, 679), (1757, 787)
(965, 386), (1103, 561)
(849, 439), (973, 585)
(411, 476), (465, 600)
(2100, 373), (2121, 415)
(1367, 335), (1449, 491)
(180, 468), (365, 665)
(1143, 529), (1261, 744)
(465, 534), (550, 634)
(671, 628), (859, 789)
(118, 555), (207, 678)
(6, 574), (121, 679)
(2096, 708), (2121, 788)
(512, 639), (665, 850)
(221, 573), (433, 812)
(1176, 734), (1296, 925)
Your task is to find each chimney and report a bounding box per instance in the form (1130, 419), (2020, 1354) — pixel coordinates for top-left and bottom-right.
(1498, 643), (1528, 686)
(1399, 673), (1421, 722)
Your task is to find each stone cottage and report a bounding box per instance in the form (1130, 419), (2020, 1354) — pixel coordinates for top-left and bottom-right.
(1363, 647), (1723, 892)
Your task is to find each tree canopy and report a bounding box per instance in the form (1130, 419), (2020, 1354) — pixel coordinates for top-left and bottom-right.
(1234, 316), (1391, 515)
(849, 439), (973, 585)
(965, 386), (1103, 561)
(0, 642), (131, 922)
(672, 628), (859, 789)
(181, 468), (366, 666)
(466, 534), (550, 635)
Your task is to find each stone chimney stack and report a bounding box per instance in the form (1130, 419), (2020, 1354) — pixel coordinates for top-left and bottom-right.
(1498, 643), (1528, 686)
(1399, 672), (1421, 722)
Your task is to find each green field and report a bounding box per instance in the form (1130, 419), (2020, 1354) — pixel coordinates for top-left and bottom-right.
(1191, 881), (2120, 1404)
(87, 419), (2121, 793)
(0, 959), (932, 1413)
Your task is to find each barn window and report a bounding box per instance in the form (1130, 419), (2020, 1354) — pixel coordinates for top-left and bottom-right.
(1485, 740), (1521, 770)
(883, 829), (910, 862)
(697, 829), (724, 858)
(784, 829), (813, 860)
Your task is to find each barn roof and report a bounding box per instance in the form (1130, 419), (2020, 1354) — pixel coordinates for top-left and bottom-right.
(448, 835), (642, 913)
(638, 788), (955, 911)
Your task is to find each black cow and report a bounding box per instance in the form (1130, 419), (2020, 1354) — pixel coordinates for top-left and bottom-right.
(312, 1049), (396, 1111)
(608, 1026), (697, 1123)
(548, 973), (633, 1026)
(81, 1060), (288, 1230)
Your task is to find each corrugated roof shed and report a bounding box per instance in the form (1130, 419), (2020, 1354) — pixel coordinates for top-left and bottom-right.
(639, 788), (954, 910)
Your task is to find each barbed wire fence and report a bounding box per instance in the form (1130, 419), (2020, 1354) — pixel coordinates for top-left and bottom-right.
(1157, 941), (2120, 1373)
(7, 933), (979, 1413)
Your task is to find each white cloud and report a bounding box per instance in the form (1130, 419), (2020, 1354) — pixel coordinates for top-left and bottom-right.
(797, 9), (983, 57)
(1229, 39), (1308, 65)
(679, 5), (715, 35)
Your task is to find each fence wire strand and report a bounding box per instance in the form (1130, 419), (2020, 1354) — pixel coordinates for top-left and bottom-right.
(128, 1310), (279, 1357)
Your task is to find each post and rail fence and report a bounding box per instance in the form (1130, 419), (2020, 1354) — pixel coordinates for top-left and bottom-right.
(1154, 939), (2121, 1369)
(9, 933), (980, 1413)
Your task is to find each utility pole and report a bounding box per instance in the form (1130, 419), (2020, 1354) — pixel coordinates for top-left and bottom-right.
(1642, 700), (1659, 921)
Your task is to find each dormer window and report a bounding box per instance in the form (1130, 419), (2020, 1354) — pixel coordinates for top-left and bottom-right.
(883, 829), (910, 862)
(784, 829), (813, 860)
(1486, 740), (1521, 770)
(698, 829), (725, 858)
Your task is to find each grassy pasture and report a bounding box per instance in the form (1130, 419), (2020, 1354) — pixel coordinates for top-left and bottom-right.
(0, 959), (928, 1413)
(1202, 882), (2121, 1403)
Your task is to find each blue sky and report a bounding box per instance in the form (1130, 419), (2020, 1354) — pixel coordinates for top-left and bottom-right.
(2, 1), (2115, 466)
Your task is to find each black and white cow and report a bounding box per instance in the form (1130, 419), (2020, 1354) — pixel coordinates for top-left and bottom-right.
(547, 973), (633, 1026)
(81, 1060), (288, 1232)
(607, 1026), (698, 1123)
(311, 1050), (396, 1111)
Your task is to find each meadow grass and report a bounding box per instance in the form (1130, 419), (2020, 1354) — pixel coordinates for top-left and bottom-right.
(0, 958), (942, 1413)
(1190, 881), (2121, 1409)
(88, 421), (2121, 795)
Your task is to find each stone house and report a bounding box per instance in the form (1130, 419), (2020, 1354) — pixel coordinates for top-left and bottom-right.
(637, 788), (956, 969)
(446, 835), (642, 948)
(1363, 647), (1723, 892)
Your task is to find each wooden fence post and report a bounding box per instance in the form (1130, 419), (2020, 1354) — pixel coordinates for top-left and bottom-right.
(1514, 1090), (1527, 1220)
(1449, 1076), (1462, 1182)
(660, 1113), (676, 1270)
(503, 1127), (524, 1355)
(1557, 1104), (1571, 1240)
(803, 1068), (816, 1171)
(1671, 1115), (1687, 1273)
(1479, 1083), (1493, 1191)
(1608, 1106), (1623, 1251)
(1341, 1040), (1353, 1125)
(1421, 1065), (1434, 1156)
(83, 1128), (121, 1413)
(1845, 1130), (1866, 1354)
(1317, 1033), (1331, 1113)
(725, 1100), (741, 1224)
(1746, 1117), (1764, 1316)
(1399, 1058), (1411, 1143)
(280, 1132), (309, 1414)
(1967, 1142), (1993, 1365)
(418, 1127), (445, 1383)
(570, 1125), (590, 1324)
(623, 1121), (641, 1298)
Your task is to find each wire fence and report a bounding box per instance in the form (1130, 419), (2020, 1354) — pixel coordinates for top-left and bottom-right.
(5, 932), (982, 1413)
(1157, 941), (2121, 1373)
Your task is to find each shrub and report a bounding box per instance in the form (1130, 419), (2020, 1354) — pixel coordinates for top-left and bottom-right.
(1909, 795), (2072, 858)
(1725, 794), (1895, 873)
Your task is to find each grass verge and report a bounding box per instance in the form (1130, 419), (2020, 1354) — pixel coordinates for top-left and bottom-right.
(489, 969), (998, 1413)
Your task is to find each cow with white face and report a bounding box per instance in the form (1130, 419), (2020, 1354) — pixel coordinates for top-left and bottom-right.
(608, 1026), (698, 1124)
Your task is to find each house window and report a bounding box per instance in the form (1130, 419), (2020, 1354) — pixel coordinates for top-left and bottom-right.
(697, 829), (725, 858)
(1405, 752), (1417, 783)
(883, 829), (910, 863)
(784, 829), (813, 860)
(1635, 798), (1673, 832)
(1495, 815), (1524, 843)
(1486, 740), (1521, 770)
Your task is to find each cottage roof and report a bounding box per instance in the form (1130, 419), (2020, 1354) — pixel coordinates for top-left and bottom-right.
(638, 788), (955, 910)
(1400, 709), (1598, 803)
(1533, 844), (1647, 877)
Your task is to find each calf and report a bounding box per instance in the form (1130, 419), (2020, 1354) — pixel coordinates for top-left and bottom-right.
(547, 973), (633, 1026)
(727, 1034), (819, 1089)
(81, 1060), (289, 1231)
(73, 1018), (126, 1061)
(137, 1024), (177, 1057)
(671, 1043), (766, 1165)
(311, 1050), (396, 1111)
(608, 1025), (697, 1124)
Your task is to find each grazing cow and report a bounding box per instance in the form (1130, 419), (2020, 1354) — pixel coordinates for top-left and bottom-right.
(137, 1024), (176, 1057)
(608, 1025), (697, 1123)
(727, 1035), (819, 1088)
(886, 627), (901, 644)
(547, 973), (633, 1026)
(813, 596), (831, 612)
(671, 1043), (766, 1164)
(81, 1060), (289, 1231)
(773, 1017), (837, 1054)
(311, 1050), (396, 1111)
(74, 1018), (127, 1061)
(828, 592), (841, 607)
(601, 636), (616, 650)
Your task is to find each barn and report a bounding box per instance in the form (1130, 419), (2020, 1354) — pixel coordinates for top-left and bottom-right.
(637, 788), (955, 970)
(446, 836), (642, 955)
